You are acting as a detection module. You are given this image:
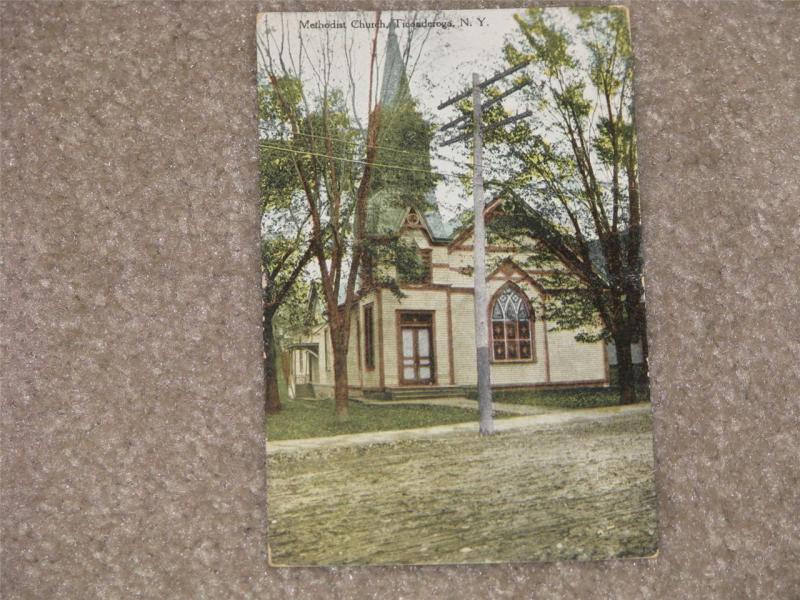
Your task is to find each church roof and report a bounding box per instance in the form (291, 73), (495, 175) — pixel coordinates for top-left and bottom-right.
(422, 206), (459, 241)
(366, 188), (460, 243)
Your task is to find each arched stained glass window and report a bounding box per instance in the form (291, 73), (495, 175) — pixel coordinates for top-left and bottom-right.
(491, 285), (534, 361)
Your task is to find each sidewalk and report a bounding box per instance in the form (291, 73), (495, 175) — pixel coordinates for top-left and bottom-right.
(267, 403), (651, 455)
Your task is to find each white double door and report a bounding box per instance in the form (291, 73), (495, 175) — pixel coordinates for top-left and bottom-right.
(401, 325), (434, 384)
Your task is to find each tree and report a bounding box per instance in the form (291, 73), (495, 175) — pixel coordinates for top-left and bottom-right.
(489, 7), (644, 404)
(259, 13), (386, 419)
(258, 14), (439, 418)
(258, 78), (316, 414)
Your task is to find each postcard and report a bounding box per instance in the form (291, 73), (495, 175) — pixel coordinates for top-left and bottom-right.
(258, 7), (656, 566)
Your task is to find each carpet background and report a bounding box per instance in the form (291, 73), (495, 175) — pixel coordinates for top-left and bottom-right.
(2, 1), (798, 598)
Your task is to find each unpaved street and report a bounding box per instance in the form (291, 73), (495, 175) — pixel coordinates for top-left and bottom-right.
(267, 410), (657, 566)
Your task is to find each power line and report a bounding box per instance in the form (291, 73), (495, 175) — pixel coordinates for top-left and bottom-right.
(258, 142), (470, 181)
(260, 126), (476, 170)
(261, 126), (412, 158)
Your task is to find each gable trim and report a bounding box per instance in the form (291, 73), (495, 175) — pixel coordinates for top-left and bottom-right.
(396, 207), (454, 246)
(447, 196), (506, 252)
(487, 258), (549, 297)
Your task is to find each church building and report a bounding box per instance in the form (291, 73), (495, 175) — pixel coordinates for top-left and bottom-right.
(286, 21), (608, 400)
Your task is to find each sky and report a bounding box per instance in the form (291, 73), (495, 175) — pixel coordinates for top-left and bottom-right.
(256, 8), (583, 222)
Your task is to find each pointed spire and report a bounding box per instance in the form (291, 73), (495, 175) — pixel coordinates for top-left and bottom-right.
(379, 18), (409, 105)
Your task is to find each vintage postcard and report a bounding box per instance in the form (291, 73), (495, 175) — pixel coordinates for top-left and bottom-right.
(258, 7), (656, 566)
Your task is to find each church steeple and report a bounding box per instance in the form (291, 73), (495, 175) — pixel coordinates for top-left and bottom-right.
(365, 18), (437, 238)
(379, 19), (409, 105)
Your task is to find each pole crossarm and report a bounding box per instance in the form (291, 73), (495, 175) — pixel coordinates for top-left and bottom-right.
(441, 110), (531, 147)
(440, 129), (474, 147)
(483, 110), (532, 135)
(439, 79), (532, 132)
(437, 61), (530, 110)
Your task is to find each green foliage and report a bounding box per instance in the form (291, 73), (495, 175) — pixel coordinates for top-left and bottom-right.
(371, 100), (437, 199)
(546, 290), (606, 342)
(362, 75), (441, 295)
(361, 236), (429, 297)
(450, 83), (522, 147)
(486, 8), (641, 345)
(259, 75), (303, 122)
(271, 278), (313, 338)
(575, 7), (632, 96)
(259, 74), (362, 323)
(258, 78), (306, 212)
(381, 239), (428, 288)
(259, 70), (435, 316)
(510, 9), (576, 75)
(260, 78), (359, 215)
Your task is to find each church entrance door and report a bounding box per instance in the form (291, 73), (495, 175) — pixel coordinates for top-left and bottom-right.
(398, 312), (435, 385)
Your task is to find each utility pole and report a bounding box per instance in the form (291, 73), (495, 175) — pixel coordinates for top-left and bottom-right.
(439, 64), (531, 436)
(470, 73), (493, 435)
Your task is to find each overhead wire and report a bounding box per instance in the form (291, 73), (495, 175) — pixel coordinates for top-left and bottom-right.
(258, 141), (471, 181)
(258, 122), (528, 184)
(259, 127), (476, 171)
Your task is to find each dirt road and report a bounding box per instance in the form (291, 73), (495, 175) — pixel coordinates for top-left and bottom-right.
(267, 410), (657, 566)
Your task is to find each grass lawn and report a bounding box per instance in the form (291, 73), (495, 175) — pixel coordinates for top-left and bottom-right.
(267, 397), (506, 441)
(488, 384), (651, 409)
(456, 367), (651, 409)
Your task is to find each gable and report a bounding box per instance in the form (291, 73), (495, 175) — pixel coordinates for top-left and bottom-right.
(366, 192), (458, 244)
(487, 258), (549, 297)
(397, 207), (457, 246)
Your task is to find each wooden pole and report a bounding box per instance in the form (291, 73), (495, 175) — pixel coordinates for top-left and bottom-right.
(472, 72), (494, 436)
(439, 65), (531, 436)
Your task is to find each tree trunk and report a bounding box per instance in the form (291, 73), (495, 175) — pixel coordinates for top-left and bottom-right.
(613, 330), (637, 405)
(264, 308), (281, 415)
(332, 346), (349, 419)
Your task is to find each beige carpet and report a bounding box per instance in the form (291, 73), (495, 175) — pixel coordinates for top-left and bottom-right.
(1, 1), (798, 598)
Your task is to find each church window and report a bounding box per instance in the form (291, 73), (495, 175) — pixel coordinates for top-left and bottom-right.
(419, 249), (432, 284)
(324, 329), (330, 371)
(490, 285), (534, 362)
(364, 304), (375, 370)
